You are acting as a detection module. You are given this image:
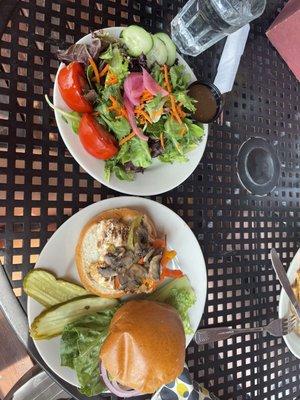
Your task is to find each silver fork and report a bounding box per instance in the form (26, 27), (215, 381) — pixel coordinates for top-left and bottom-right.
(194, 314), (298, 345)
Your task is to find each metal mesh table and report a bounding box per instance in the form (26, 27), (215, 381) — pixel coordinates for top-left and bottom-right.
(0, 0), (300, 399)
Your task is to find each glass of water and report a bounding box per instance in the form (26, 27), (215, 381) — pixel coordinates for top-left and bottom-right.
(171, 0), (266, 56)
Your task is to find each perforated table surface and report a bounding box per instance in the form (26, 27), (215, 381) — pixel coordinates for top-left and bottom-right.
(0, 1), (300, 399)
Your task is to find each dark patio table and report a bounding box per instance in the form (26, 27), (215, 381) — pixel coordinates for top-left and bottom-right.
(0, 0), (300, 399)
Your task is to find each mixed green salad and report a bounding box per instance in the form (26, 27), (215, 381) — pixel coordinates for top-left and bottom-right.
(47, 25), (204, 181)
(25, 269), (196, 396)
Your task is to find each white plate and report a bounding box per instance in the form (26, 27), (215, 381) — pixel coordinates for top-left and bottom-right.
(53, 27), (208, 196)
(27, 197), (207, 388)
(278, 248), (300, 359)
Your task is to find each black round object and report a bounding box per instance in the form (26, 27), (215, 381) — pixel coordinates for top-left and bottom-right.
(188, 80), (224, 123)
(237, 137), (280, 196)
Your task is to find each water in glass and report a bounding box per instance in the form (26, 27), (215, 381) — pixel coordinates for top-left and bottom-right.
(171, 0), (266, 56)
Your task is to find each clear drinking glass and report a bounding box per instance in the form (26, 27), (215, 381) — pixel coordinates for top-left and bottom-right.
(171, 0), (266, 56)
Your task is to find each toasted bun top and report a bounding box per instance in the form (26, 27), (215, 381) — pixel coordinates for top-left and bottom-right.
(100, 300), (185, 393)
(76, 208), (157, 298)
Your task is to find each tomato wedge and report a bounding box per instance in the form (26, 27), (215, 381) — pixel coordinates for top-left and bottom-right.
(58, 61), (93, 113)
(79, 114), (118, 160)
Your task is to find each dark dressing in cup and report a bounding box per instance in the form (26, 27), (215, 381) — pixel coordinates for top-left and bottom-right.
(188, 81), (224, 123)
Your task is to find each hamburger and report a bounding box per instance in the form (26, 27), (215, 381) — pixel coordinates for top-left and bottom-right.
(76, 208), (166, 298)
(100, 300), (185, 394)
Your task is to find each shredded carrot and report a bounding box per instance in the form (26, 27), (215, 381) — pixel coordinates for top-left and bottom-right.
(179, 126), (187, 136)
(92, 111), (100, 116)
(119, 131), (135, 146)
(138, 257), (144, 265)
(163, 64), (172, 93)
(99, 64), (109, 78)
(160, 132), (165, 149)
(135, 108), (152, 124)
(108, 96), (127, 118)
(88, 57), (100, 84)
(177, 103), (187, 119)
(141, 90), (154, 102)
(106, 71), (118, 85)
(169, 94), (182, 123)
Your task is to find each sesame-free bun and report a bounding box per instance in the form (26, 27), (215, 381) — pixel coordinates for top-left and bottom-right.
(76, 208), (157, 298)
(100, 300), (185, 393)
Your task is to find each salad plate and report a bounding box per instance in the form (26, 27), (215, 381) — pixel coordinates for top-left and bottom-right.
(278, 248), (300, 359)
(53, 27), (208, 196)
(27, 196), (207, 388)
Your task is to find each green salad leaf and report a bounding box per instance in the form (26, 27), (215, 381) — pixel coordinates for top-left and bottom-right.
(151, 63), (164, 86)
(159, 117), (204, 164)
(173, 91), (196, 112)
(145, 94), (166, 123)
(45, 95), (81, 134)
(145, 119), (165, 138)
(169, 65), (190, 91)
(147, 275), (196, 334)
(86, 64), (94, 89)
(60, 308), (118, 397)
(163, 116), (184, 155)
(127, 137), (152, 168)
(99, 44), (113, 60)
(100, 115), (131, 140)
(104, 136), (152, 182)
(105, 45), (129, 86)
(104, 160), (134, 181)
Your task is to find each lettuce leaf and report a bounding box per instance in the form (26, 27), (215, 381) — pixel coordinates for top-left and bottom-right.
(147, 275), (196, 334)
(45, 95), (81, 134)
(145, 119), (165, 138)
(169, 65), (190, 91)
(145, 94), (166, 123)
(127, 137), (152, 168)
(173, 91), (196, 112)
(151, 63), (164, 86)
(105, 45), (129, 85)
(104, 160), (134, 181)
(60, 308), (118, 396)
(100, 115), (131, 140)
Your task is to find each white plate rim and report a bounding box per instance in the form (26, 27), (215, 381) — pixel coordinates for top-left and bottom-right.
(53, 26), (209, 196)
(278, 247), (300, 359)
(27, 196), (208, 387)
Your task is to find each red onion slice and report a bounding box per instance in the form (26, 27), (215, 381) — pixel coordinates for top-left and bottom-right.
(124, 72), (144, 106)
(123, 95), (148, 141)
(142, 67), (168, 97)
(100, 362), (142, 398)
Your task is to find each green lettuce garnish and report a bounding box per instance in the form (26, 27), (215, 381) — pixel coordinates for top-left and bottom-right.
(151, 63), (164, 86)
(104, 136), (152, 182)
(159, 116), (204, 164)
(173, 91), (196, 112)
(169, 64), (190, 91)
(60, 308), (117, 397)
(45, 95), (81, 134)
(148, 275), (196, 334)
(105, 45), (129, 86)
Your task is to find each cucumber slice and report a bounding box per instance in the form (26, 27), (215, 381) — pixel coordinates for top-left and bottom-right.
(120, 25), (153, 56)
(154, 32), (177, 66)
(147, 275), (191, 302)
(30, 295), (118, 339)
(24, 269), (88, 308)
(146, 35), (168, 67)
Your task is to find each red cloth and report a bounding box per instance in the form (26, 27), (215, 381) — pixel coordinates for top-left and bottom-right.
(266, 0), (300, 81)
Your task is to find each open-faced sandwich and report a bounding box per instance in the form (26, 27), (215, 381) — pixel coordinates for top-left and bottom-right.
(76, 207), (182, 298)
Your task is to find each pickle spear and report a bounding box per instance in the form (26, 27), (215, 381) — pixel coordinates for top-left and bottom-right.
(30, 295), (119, 339)
(24, 269), (88, 308)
